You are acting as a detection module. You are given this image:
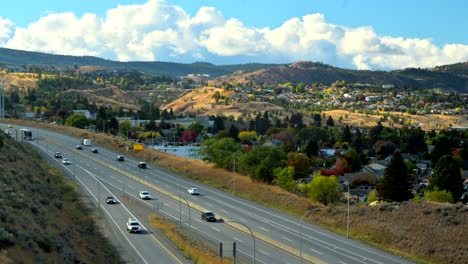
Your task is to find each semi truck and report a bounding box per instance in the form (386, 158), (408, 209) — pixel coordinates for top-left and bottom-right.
(81, 138), (92, 146)
(20, 128), (33, 140)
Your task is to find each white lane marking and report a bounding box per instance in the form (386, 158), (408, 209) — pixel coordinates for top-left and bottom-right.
(109, 175), (114, 179)
(74, 168), (150, 264)
(258, 249), (271, 256)
(233, 237), (243, 243)
(259, 226), (269, 232)
(211, 227), (220, 232)
(238, 249), (266, 264)
(281, 236), (292, 242)
(340, 261), (348, 264)
(238, 217), (247, 222)
(307, 247), (323, 255)
(220, 209), (228, 214)
(194, 218), (202, 223)
(117, 180), (123, 184)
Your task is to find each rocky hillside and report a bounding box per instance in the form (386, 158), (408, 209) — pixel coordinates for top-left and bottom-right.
(0, 130), (123, 264)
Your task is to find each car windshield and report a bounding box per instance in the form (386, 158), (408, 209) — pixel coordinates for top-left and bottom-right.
(205, 212), (214, 216)
(107, 197), (114, 199)
(130, 222), (139, 226)
(141, 192), (148, 195)
(63, 158), (69, 161)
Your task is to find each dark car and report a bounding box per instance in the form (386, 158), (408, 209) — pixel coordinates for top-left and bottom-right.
(76, 145), (83, 150)
(105, 196), (116, 204)
(91, 148), (98, 153)
(54, 152), (62, 159)
(116, 155), (125, 161)
(138, 162), (147, 169)
(201, 211), (216, 222)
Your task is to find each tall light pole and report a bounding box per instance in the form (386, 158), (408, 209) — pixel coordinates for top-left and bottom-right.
(232, 153), (236, 195)
(226, 221), (255, 264)
(344, 181), (350, 238)
(300, 209), (313, 263)
(179, 197), (191, 259)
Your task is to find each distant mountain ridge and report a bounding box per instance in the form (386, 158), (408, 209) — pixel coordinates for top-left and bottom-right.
(0, 47), (467, 92)
(0, 47), (280, 77)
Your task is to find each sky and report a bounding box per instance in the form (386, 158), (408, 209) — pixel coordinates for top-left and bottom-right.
(0, 0), (467, 70)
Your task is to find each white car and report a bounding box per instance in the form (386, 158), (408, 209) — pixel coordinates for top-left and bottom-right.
(187, 188), (200, 195)
(139, 191), (151, 200)
(126, 218), (141, 233)
(62, 158), (71, 165)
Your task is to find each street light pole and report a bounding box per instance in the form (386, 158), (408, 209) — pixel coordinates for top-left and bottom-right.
(347, 182), (350, 238)
(226, 221), (255, 264)
(300, 209), (313, 264)
(232, 154), (236, 195)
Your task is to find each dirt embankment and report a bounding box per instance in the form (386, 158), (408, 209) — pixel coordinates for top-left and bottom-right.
(0, 128), (123, 264)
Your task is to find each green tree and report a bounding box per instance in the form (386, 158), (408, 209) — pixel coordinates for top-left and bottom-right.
(188, 122), (204, 135)
(238, 131), (257, 144)
(302, 174), (340, 205)
(65, 113), (89, 129)
(424, 188), (454, 203)
(200, 138), (242, 169)
(119, 120), (132, 138)
(286, 152), (310, 179)
(376, 151), (413, 202)
(238, 146), (286, 183)
(429, 155), (463, 202)
(273, 166), (297, 192)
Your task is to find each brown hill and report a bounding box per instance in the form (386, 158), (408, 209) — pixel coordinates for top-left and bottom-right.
(161, 87), (283, 118)
(212, 61), (468, 92)
(0, 71), (38, 93)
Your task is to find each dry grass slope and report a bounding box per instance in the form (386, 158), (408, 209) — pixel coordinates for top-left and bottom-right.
(0, 130), (123, 264)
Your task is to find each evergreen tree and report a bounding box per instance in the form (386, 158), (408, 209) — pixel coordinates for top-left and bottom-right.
(304, 140), (319, 158)
(430, 155), (463, 201)
(341, 125), (352, 142)
(228, 124), (239, 141)
(376, 151), (413, 202)
(312, 114), (322, 127)
(326, 116), (335, 127)
(431, 136), (452, 165)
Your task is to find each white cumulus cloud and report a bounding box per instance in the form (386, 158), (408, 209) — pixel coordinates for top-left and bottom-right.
(0, 0), (467, 69)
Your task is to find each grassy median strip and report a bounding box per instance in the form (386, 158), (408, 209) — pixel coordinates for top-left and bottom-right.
(149, 213), (232, 264)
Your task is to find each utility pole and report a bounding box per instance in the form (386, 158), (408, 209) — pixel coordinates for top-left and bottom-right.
(0, 81), (4, 119)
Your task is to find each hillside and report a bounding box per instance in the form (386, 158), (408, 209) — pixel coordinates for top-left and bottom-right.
(0, 47), (278, 77)
(0, 130), (123, 264)
(161, 87), (284, 118)
(214, 61), (468, 92)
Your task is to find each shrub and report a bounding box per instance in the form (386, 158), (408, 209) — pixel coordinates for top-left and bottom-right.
(424, 189), (454, 203)
(367, 189), (378, 204)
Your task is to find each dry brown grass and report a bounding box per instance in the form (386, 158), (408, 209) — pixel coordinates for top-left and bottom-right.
(5, 119), (467, 264)
(149, 214), (231, 264)
(324, 109), (467, 131)
(161, 87), (284, 118)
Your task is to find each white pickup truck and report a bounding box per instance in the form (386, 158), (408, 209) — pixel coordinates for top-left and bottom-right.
(126, 218), (141, 233)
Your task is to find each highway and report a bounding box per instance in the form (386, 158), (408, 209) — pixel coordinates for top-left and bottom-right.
(4, 124), (414, 264)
